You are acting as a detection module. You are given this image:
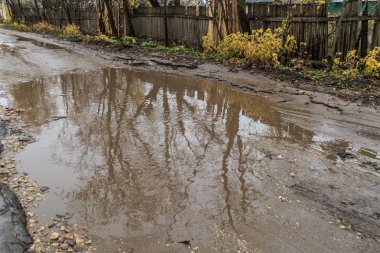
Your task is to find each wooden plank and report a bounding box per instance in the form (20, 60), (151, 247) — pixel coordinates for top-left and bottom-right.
(248, 16), (380, 22)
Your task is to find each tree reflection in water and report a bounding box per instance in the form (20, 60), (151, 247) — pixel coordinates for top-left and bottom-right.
(10, 68), (315, 251)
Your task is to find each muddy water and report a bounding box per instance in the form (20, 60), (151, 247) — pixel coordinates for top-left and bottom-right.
(16, 36), (63, 49)
(8, 68), (378, 252)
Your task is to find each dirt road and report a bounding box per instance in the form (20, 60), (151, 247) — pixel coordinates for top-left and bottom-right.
(0, 28), (379, 253)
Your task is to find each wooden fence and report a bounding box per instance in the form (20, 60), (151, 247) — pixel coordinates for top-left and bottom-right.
(247, 2), (380, 60)
(16, 1), (380, 60)
(247, 3), (328, 60)
(132, 6), (210, 46)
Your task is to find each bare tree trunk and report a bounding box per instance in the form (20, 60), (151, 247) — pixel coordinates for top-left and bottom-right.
(96, 0), (106, 34)
(5, 0), (17, 21)
(122, 0), (135, 36)
(33, 0), (42, 22)
(104, 0), (118, 37)
(231, 0), (239, 33)
(16, 0), (25, 22)
(62, 0), (72, 24)
(41, 0), (49, 22)
(209, 0), (229, 44)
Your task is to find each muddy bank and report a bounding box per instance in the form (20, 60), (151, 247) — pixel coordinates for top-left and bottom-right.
(0, 105), (31, 253)
(0, 182), (31, 253)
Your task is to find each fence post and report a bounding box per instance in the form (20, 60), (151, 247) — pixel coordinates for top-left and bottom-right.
(164, 0), (169, 46)
(371, 0), (380, 48)
(360, 0), (369, 56)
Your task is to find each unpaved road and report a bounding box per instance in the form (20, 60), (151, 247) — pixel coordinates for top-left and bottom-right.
(1, 28), (380, 253)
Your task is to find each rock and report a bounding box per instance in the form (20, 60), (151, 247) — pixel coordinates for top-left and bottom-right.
(50, 232), (60, 240)
(290, 172), (296, 177)
(276, 155), (283, 159)
(47, 222), (56, 228)
(64, 213), (73, 219)
(18, 136), (29, 142)
(74, 234), (84, 245)
(53, 217), (63, 222)
(66, 239), (76, 247)
(73, 245), (83, 252)
(26, 212), (34, 217)
(56, 214), (65, 218)
(60, 243), (69, 250)
(65, 233), (74, 240)
(40, 186), (49, 192)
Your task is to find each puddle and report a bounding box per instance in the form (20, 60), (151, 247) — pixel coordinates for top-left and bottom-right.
(16, 36), (62, 49)
(7, 68), (359, 252)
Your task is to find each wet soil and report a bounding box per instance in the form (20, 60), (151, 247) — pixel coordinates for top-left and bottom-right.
(0, 28), (380, 253)
(0, 182), (32, 253)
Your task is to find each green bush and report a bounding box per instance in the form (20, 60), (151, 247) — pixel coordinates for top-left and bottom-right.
(121, 36), (138, 45)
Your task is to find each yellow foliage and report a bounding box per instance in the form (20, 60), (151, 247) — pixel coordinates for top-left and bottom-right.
(218, 32), (250, 60)
(62, 24), (81, 37)
(298, 0), (326, 4)
(203, 28), (296, 68)
(94, 34), (109, 41)
(332, 48), (380, 79)
(93, 34), (118, 44)
(362, 47), (380, 79)
(332, 50), (360, 77)
(31, 22), (61, 33)
(202, 34), (216, 53)
(9, 22), (28, 31)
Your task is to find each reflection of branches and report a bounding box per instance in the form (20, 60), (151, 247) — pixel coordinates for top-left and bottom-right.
(237, 135), (247, 217)
(221, 102), (240, 230)
(11, 68), (319, 240)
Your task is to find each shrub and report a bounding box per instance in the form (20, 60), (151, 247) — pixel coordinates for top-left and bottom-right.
(330, 48), (380, 80)
(202, 35), (216, 53)
(121, 36), (138, 45)
(332, 50), (360, 78)
(63, 24), (81, 36)
(94, 34), (119, 44)
(203, 28), (296, 68)
(31, 22), (61, 34)
(4, 22), (29, 31)
(362, 47), (380, 79)
(156, 44), (201, 56)
(58, 24), (82, 41)
(139, 40), (157, 49)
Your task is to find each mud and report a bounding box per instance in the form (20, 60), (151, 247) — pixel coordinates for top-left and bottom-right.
(0, 182), (32, 253)
(0, 28), (380, 253)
